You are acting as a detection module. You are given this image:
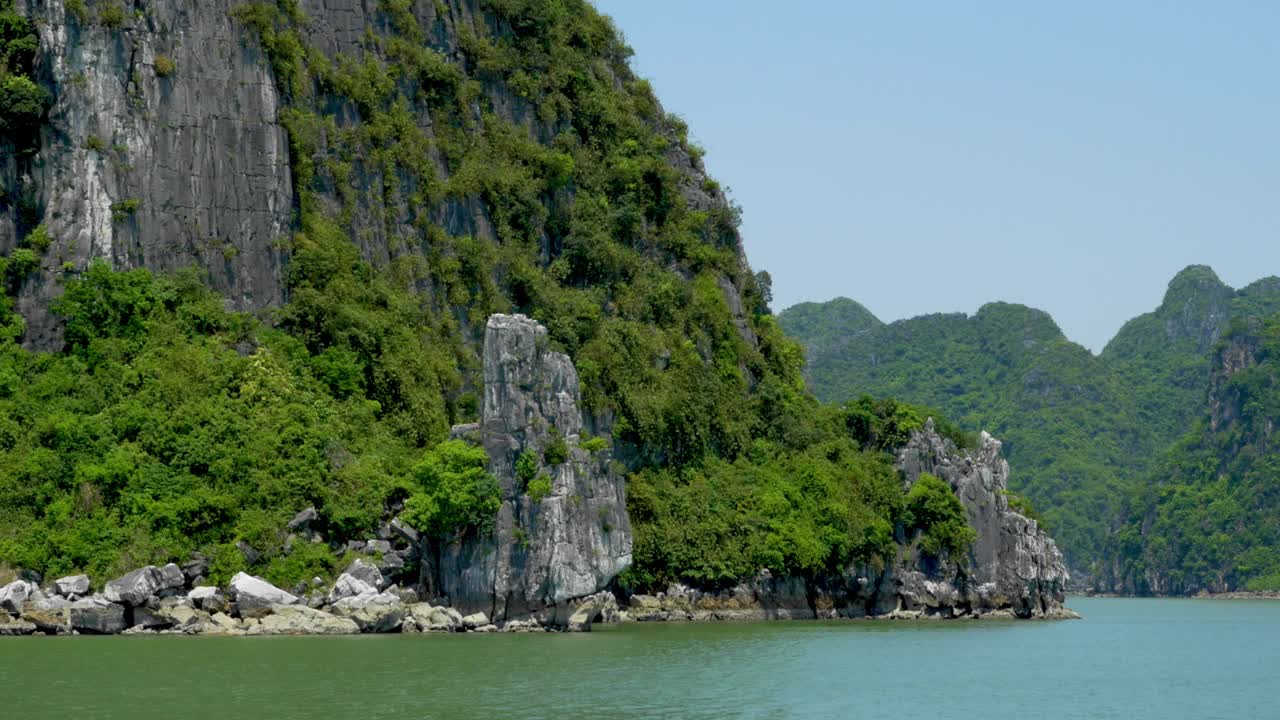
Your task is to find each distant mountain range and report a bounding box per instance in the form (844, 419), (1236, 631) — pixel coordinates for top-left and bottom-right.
(780, 266), (1280, 591)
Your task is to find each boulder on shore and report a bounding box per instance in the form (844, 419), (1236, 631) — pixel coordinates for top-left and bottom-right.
(330, 592), (404, 633)
(22, 607), (70, 634)
(187, 586), (220, 608)
(567, 592), (619, 632)
(0, 580), (33, 614)
(461, 611), (489, 631)
(248, 606), (359, 636)
(327, 573), (377, 604)
(409, 603), (463, 632)
(229, 573), (298, 618)
(0, 619), (37, 636)
(343, 559), (384, 590)
(54, 575), (91, 598)
(103, 567), (165, 607)
(156, 604), (208, 632)
(181, 556), (209, 583)
(69, 597), (127, 635)
(158, 564), (186, 593)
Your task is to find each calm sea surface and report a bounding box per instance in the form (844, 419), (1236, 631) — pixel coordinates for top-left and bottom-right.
(3, 597), (1277, 719)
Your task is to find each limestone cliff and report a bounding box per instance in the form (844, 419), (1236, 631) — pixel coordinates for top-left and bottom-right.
(5, 0), (293, 347)
(431, 314), (631, 624)
(2, 0), (747, 349)
(893, 420), (1069, 616)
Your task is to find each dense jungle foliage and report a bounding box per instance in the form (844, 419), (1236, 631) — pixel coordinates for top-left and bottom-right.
(1106, 315), (1280, 594)
(781, 267), (1280, 587)
(0, 0), (979, 590)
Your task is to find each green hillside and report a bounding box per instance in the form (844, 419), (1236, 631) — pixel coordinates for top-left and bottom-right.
(1106, 315), (1280, 594)
(781, 267), (1280, 580)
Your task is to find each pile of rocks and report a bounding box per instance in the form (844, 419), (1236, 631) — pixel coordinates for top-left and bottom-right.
(0, 558), (618, 637)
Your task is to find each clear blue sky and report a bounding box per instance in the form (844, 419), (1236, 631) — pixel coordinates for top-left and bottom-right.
(593, 0), (1279, 352)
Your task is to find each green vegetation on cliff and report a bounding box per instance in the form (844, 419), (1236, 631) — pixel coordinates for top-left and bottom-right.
(0, 252), (499, 588)
(623, 397), (973, 590)
(781, 267), (1280, 586)
(0, 0), (979, 592)
(781, 300), (1142, 571)
(1107, 315), (1280, 594)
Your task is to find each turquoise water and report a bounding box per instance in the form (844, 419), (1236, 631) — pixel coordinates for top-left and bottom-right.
(3, 597), (1277, 719)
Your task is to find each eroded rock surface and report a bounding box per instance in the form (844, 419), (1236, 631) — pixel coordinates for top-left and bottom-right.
(894, 420), (1070, 617)
(432, 314), (632, 625)
(7, 0), (292, 347)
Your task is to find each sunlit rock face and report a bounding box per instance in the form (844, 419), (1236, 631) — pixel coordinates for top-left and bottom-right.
(6, 0), (292, 348)
(894, 420), (1069, 617)
(433, 314), (632, 625)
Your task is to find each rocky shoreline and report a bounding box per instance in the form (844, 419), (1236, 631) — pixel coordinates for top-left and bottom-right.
(0, 316), (1080, 638)
(0, 563), (1077, 638)
(1192, 591), (1280, 600)
(1073, 591), (1280, 601)
(0, 559), (627, 637)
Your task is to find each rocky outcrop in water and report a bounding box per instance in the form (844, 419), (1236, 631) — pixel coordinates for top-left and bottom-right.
(619, 421), (1073, 622)
(893, 420), (1070, 617)
(431, 314), (633, 625)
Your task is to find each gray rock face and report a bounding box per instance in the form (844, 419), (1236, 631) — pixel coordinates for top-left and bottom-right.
(8, 0), (291, 347)
(432, 314), (633, 625)
(158, 564), (186, 593)
(893, 420), (1070, 617)
(53, 575), (90, 597)
(229, 573), (298, 618)
(69, 597), (127, 634)
(343, 559), (384, 590)
(0, 580), (34, 614)
(6, 0), (757, 364)
(327, 573), (378, 604)
(103, 566), (164, 607)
